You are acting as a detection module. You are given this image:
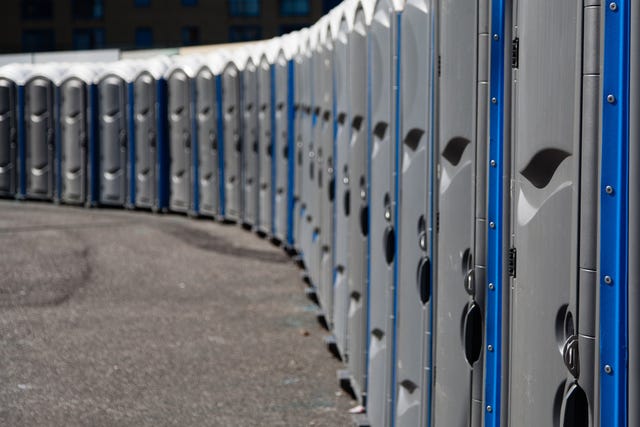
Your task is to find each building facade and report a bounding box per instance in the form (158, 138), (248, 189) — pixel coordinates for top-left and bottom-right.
(0, 0), (342, 53)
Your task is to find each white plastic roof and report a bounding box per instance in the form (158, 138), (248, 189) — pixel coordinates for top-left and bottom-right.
(58, 62), (100, 85)
(95, 59), (140, 83)
(0, 63), (32, 85)
(163, 54), (203, 79)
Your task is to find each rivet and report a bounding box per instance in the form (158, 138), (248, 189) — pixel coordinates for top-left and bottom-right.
(604, 275), (613, 285)
(605, 185), (614, 195)
(488, 345), (494, 352)
(489, 283), (495, 290)
(328, 167), (334, 174)
(607, 94), (616, 104)
(604, 364), (613, 374)
(419, 235), (426, 250)
(360, 189), (366, 200)
(491, 97), (497, 104)
(343, 177), (349, 185)
(490, 160), (496, 167)
(609, 2), (617, 11)
(489, 221), (495, 229)
(493, 34), (499, 41)
(384, 210), (391, 221)
(486, 405), (493, 413)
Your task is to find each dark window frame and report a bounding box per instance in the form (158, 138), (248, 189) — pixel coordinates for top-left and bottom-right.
(279, 0), (310, 17)
(228, 0), (260, 17)
(21, 0), (53, 20)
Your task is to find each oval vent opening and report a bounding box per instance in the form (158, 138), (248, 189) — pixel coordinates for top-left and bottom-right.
(442, 137), (470, 166)
(520, 148), (571, 189)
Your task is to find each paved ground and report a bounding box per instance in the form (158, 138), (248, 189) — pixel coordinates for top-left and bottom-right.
(0, 201), (353, 426)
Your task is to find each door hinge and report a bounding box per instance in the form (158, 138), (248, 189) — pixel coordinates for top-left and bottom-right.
(508, 247), (517, 277)
(511, 37), (519, 69)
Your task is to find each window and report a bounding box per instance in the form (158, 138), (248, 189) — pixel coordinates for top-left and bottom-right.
(279, 23), (308, 35)
(181, 26), (200, 46)
(229, 25), (261, 43)
(135, 27), (153, 48)
(73, 28), (106, 50)
(279, 0), (309, 16)
(229, 0), (260, 17)
(72, 0), (104, 19)
(23, 29), (55, 52)
(322, 0), (341, 14)
(181, 0), (197, 5)
(134, 0), (150, 6)
(21, 0), (53, 19)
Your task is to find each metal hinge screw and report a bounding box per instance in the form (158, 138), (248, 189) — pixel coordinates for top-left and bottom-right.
(490, 160), (496, 167)
(486, 405), (493, 413)
(605, 185), (614, 195)
(604, 364), (613, 374)
(604, 275), (613, 285)
(489, 221), (495, 229)
(488, 345), (493, 352)
(493, 34), (499, 41)
(607, 94), (616, 104)
(489, 283), (495, 290)
(609, 2), (617, 11)
(491, 97), (497, 104)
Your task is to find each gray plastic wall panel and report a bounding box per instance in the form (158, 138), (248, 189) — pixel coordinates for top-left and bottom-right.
(167, 70), (193, 213)
(257, 59), (273, 234)
(60, 78), (88, 204)
(628, 2), (640, 425)
(222, 65), (241, 221)
(273, 53), (289, 241)
(195, 67), (219, 217)
(0, 79), (18, 197)
(134, 72), (157, 209)
(366, 3), (396, 425)
(346, 6), (369, 405)
(98, 76), (128, 206)
(506, 1), (584, 425)
(298, 50), (314, 270)
(433, 0), (486, 424)
(319, 37), (335, 323)
(242, 62), (259, 227)
(307, 45), (322, 288)
(332, 16), (351, 360)
(394, 1), (433, 425)
(25, 77), (55, 200)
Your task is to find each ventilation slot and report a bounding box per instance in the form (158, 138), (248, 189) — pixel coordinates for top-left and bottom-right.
(417, 257), (430, 304)
(403, 128), (425, 151)
(373, 122), (388, 141)
(442, 137), (471, 166)
(520, 148), (571, 189)
(463, 302), (483, 365)
(352, 116), (364, 131)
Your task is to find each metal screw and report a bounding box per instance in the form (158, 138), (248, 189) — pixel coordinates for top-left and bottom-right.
(604, 364), (613, 374)
(419, 234), (426, 250)
(360, 189), (366, 200)
(493, 34), (499, 41)
(343, 177), (349, 185)
(607, 94), (616, 104)
(609, 2), (618, 11)
(384, 209), (391, 221)
(491, 97), (497, 104)
(488, 345), (493, 352)
(489, 221), (495, 229)
(605, 185), (614, 195)
(489, 283), (495, 290)
(487, 405), (493, 413)
(490, 160), (496, 167)
(328, 167), (334, 174)
(604, 275), (613, 285)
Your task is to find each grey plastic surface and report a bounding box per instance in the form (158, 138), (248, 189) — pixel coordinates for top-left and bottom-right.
(366, 1), (397, 425)
(25, 76), (55, 200)
(257, 56), (272, 234)
(332, 15), (351, 360)
(167, 69), (193, 213)
(60, 77), (89, 204)
(0, 78), (17, 197)
(195, 66), (219, 217)
(507, 1), (584, 425)
(433, 0), (488, 424)
(273, 51), (289, 241)
(241, 59), (259, 227)
(98, 75), (128, 206)
(317, 31), (335, 322)
(133, 72), (158, 209)
(346, 6), (369, 405)
(222, 63), (242, 221)
(394, 0), (434, 425)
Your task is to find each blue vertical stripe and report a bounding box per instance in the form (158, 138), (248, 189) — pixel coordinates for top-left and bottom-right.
(156, 78), (169, 210)
(270, 64), (277, 235)
(286, 60), (296, 246)
(599, 0), (630, 425)
(484, 0), (506, 425)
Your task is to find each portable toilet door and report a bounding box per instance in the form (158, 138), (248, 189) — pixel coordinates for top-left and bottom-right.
(132, 57), (169, 211)
(257, 51), (275, 237)
(0, 65), (25, 198)
(195, 55), (222, 218)
(317, 16), (336, 328)
(498, 1), (596, 426)
(58, 64), (96, 205)
(332, 5), (355, 363)
(272, 47), (291, 244)
(24, 66), (60, 201)
(96, 63), (135, 207)
(220, 59), (242, 222)
(394, 0), (436, 425)
(432, 0), (489, 423)
(365, 0), (403, 424)
(166, 58), (199, 215)
(241, 52), (259, 229)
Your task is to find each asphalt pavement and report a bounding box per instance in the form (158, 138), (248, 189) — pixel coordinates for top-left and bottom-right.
(0, 201), (353, 426)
